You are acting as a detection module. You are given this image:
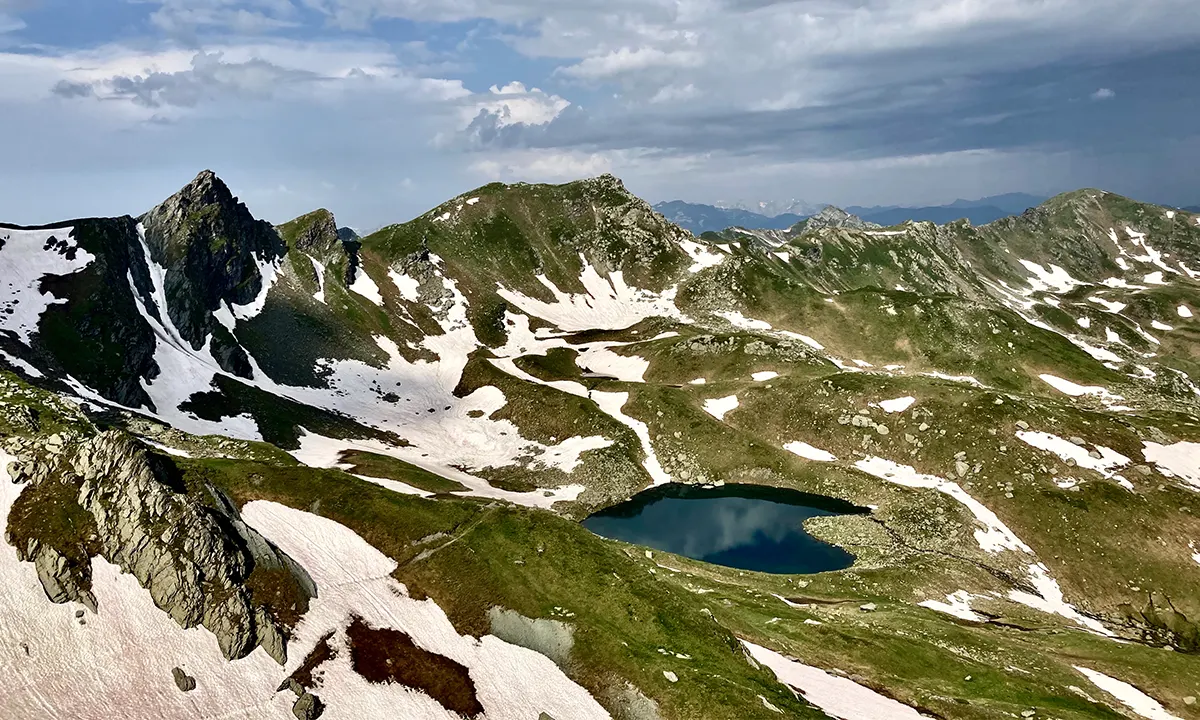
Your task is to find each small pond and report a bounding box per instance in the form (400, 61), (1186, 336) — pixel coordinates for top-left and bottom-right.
(583, 483), (867, 575)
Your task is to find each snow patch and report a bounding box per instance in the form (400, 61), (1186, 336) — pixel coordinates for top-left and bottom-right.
(703, 395), (740, 421)
(387, 269), (421, 303)
(1089, 296), (1128, 314)
(592, 391), (672, 486)
(784, 442), (837, 462)
(854, 457), (1030, 554)
(919, 591), (983, 622)
(1074, 667), (1181, 720)
(741, 640), (928, 720)
(752, 371), (779, 382)
(1039, 374), (1124, 404)
(874, 396), (916, 414)
(0, 225), (95, 344)
(1010, 564), (1113, 636)
(497, 260), (681, 332)
(349, 266), (385, 306)
(309, 255), (327, 304)
(718, 310), (772, 331)
(1142, 441), (1200, 490)
(230, 253), (281, 321)
(1179, 305), (1193, 319)
(1018, 260), (1082, 294)
(679, 239), (725, 273)
(1016, 431), (1130, 479)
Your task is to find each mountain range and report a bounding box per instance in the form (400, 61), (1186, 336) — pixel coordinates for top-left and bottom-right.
(655, 192), (1050, 234)
(714, 198), (825, 218)
(2, 171), (1200, 719)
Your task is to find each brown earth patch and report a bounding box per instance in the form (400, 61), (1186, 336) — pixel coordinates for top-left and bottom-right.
(346, 615), (483, 718)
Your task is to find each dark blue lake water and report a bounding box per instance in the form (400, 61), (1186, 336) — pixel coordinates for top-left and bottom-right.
(583, 484), (865, 575)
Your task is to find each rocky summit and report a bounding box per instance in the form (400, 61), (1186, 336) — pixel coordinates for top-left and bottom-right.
(1, 172), (1200, 719)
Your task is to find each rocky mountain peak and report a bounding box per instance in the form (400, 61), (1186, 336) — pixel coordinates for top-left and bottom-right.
(803, 205), (880, 231)
(138, 171), (285, 356)
(278, 208), (340, 256)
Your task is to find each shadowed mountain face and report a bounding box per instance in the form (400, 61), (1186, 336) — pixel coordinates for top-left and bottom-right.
(2, 173), (1200, 720)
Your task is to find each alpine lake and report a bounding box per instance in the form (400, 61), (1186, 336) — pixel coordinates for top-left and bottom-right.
(583, 483), (868, 575)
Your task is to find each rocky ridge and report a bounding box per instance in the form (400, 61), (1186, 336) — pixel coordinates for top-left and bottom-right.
(4, 430), (314, 664)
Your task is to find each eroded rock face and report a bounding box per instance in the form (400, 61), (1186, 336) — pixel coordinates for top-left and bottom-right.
(6, 430), (314, 665)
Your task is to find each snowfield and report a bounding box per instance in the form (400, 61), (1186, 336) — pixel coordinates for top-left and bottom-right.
(241, 501), (612, 720)
(496, 260), (682, 332)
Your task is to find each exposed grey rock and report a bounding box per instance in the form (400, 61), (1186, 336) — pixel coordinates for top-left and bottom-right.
(488, 607), (574, 668)
(28, 544), (98, 612)
(292, 691), (324, 720)
(172, 667), (196, 692)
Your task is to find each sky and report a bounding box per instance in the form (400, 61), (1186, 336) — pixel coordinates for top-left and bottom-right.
(1, 0), (1198, 229)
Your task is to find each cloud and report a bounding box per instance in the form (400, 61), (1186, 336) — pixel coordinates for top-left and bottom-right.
(558, 47), (703, 80)
(4, 0), (1200, 230)
(39, 41), (471, 112)
(1091, 87), (1116, 100)
(143, 0), (301, 36)
(468, 81), (570, 127)
(98, 51), (317, 107)
(51, 80), (95, 98)
(469, 149), (613, 182)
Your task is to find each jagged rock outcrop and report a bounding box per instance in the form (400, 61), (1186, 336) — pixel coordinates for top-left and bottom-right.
(139, 170), (286, 359)
(5, 430), (315, 665)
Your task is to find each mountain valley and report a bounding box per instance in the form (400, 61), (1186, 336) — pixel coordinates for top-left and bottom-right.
(1, 172), (1199, 719)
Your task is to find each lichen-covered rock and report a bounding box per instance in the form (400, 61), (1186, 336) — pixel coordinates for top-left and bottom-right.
(29, 543), (97, 612)
(72, 431), (310, 663)
(8, 430), (313, 665)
